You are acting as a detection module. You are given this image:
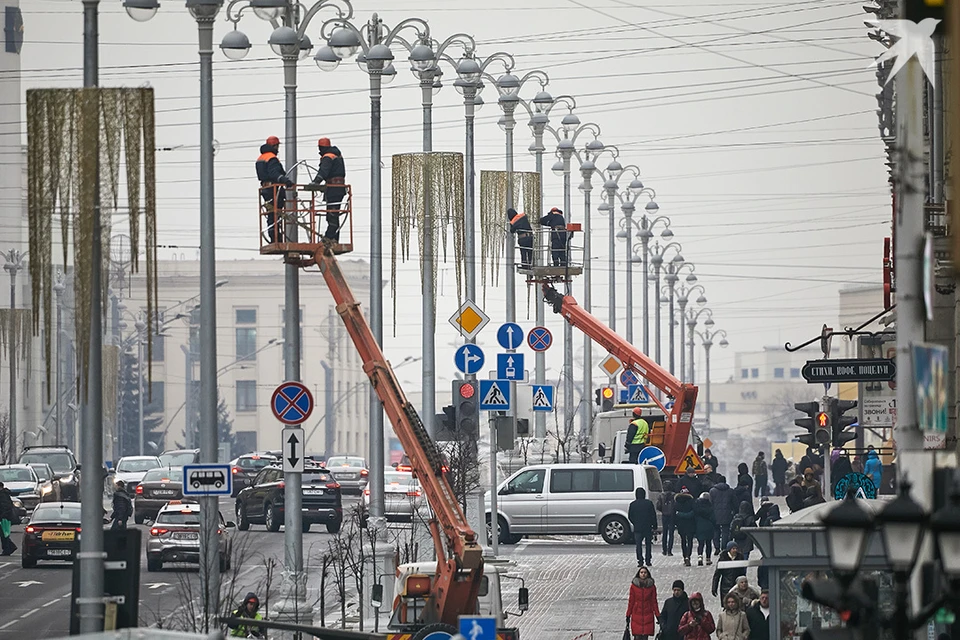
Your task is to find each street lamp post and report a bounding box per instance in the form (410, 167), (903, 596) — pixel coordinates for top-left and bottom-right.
(134, 315), (146, 456)
(674, 283), (706, 384)
(1, 249), (26, 461)
(662, 262), (696, 377)
(685, 307), (713, 385)
(54, 271), (65, 447)
(644, 242), (682, 366)
(692, 326), (727, 431)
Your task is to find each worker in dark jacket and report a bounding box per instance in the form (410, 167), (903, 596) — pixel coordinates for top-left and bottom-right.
(256, 136), (293, 243)
(660, 580), (690, 640)
(508, 208), (534, 267)
(538, 206), (568, 266)
(628, 487), (658, 567)
(312, 137), (347, 242)
(702, 449), (720, 477)
(678, 467), (703, 499)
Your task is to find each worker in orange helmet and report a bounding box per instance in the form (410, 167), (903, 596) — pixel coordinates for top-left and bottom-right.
(626, 406), (651, 464)
(256, 135), (293, 243)
(311, 137), (347, 242)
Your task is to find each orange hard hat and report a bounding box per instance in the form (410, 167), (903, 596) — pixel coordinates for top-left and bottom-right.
(266, 136), (280, 146)
(318, 137), (331, 148)
(632, 407), (644, 417)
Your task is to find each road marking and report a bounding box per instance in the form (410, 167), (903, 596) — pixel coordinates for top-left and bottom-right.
(19, 608), (37, 619)
(14, 580), (43, 588)
(42, 599), (60, 608)
(146, 582), (171, 590)
(0, 620), (17, 630)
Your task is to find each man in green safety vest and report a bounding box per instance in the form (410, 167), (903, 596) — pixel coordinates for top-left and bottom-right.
(626, 407), (650, 464)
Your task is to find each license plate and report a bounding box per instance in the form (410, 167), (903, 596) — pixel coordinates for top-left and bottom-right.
(47, 549), (72, 557)
(153, 489), (177, 496)
(173, 532), (199, 541)
(304, 489), (324, 495)
(41, 530), (75, 541)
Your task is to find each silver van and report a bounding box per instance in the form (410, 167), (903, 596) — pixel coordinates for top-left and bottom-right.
(485, 463), (662, 545)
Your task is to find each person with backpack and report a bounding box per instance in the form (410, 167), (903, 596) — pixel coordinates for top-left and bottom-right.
(657, 481), (678, 556)
(729, 502), (756, 559)
(751, 452), (768, 498)
(674, 488), (697, 567)
(715, 593), (750, 640)
(709, 476), (736, 552)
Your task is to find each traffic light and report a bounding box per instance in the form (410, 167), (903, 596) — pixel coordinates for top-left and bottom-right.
(796, 401), (830, 448)
(441, 405), (455, 431)
(453, 380), (478, 436)
(595, 386), (615, 411)
(829, 398), (858, 447)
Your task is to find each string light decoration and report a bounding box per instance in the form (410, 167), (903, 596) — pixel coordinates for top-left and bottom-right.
(479, 170), (541, 305)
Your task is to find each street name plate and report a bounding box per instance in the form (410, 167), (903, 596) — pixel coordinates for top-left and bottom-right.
(801, 358), (896, 383)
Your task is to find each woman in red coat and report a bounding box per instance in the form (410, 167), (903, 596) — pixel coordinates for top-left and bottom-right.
(678, 592), (716, 640)
(626, 566), (660, 639)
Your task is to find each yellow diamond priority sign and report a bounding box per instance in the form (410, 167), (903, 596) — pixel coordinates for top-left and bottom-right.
(598, 354), (622, 377)
(449, 300), (490, 339)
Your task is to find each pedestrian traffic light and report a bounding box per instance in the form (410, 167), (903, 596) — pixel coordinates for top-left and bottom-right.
(829, 398), (858, 447)
(595, 386), (615, 411)
(453, 380), (478, 436)
(796, 401), (829, 448)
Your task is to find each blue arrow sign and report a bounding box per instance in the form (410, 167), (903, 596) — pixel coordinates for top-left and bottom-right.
(459, 616), (497, 640)
(532, 385), (554, 412)
(620, 369), (640, 387)
(627, 384), (650, 404)
(496, 353), (525, 381)
(497, 322), (523, 350)
(637, 446), (666, 472)
(454, 344), (485, 375)
(479, 380), (510, 411)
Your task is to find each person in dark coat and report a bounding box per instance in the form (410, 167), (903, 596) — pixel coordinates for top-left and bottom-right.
(111, 481), (133, 530)
(657, 481), (678, 556)
(702, 449), (720, 477)
(660, 579), (690, 640)
(256, 136), (293, 243)
(313, 137), (347, 242)
(751, 452), (768, 497)
(755, 497), (781, 527)
(745, 590), (771, 640)
(694, 492), (716, 566)
(770, 450), (788, 496)
(629, 488), (658, 567)
(702, 465), (722, 492)
(737, 462), (753, 496)
(831, 449), (853, 494)
(507, 208), (534, 267)
(803, 483), (826, 508)
(785, 480), (806, 513)
(733, 476), (754, 518)
(712, 541), (746, 602)
(729, 501), (756, 559)
(678, 468), (703, 499)
(709, 477), (736, 552)
(538, 206), (568, 266)
(0, 482), (17, 556)
(626, 566), (660, 640)
(674, 488), (697, 566)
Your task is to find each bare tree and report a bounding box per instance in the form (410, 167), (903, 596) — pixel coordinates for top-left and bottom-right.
(441, 434), (482, 513)
(0, 412), (9, 463)
(327, 528), (352, 628)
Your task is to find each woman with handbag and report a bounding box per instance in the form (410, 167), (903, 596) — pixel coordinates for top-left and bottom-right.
(678, 592), (715, 639)
(715, 594), (750, 640)
(625, 566), (660, 640)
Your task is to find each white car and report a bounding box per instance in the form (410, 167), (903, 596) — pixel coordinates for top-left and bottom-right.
(114, 456), (162, 495)
(363, 470), (425, 521)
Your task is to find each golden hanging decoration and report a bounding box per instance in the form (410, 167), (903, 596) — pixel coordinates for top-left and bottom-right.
(391, 152), (465, 334)
(27, 88), (158, 401)
(0, 309), (33, 366)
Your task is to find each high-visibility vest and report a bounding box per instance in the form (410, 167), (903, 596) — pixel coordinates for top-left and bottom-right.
(630, 418), (649, 445)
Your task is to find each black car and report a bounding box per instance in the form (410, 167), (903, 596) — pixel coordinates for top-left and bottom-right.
(236, 465), (342, 533)
(230, 454), (278, 497)
(21, 502), (82, 568)
(19, 446), (80, 501)
(135, 467), (194, 524)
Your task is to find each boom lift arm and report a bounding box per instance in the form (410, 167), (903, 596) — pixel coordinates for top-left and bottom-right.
(315, 245), (484, 626)
(542, 284), (699, 471)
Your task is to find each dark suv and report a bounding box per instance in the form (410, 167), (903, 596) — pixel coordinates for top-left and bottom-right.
(235, 465), (342, 533)
(19, 446), (80, 501)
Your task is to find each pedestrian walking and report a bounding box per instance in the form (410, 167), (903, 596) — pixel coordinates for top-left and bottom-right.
(660, 580), (689, 640)
(626, 407), (651, 464)
(702, 449), (720, 478)
(675, 488), (697, 566)
(726, 576), (760, 610)
(539, 207), (569, 266)
(657, 481), (677, 556)
(679, 468), (703, 499)
(255, 136), (294, 243)
(694, 492), (716, 566)
(507, 208), (534, 267)
(625, 566), (660, 640)
(751, 453), (767, 498)
(111, 481), (133, 531)
(770, 450), (787, 496)
(715, 594), (750, 640)
(785, 481), (805, 514)
(0, 482), (18, 556)
(755, 497), (781, 527)
(864, 447), (883, 490)
(745, 590), (771, 640)
(677, 592), (716, 640)
(729, 502), (756, 559)
(733, 476), (754, 518)
(709, 477), (735, 552)
(702, 465), (722, 492)
(712, 541), (746, 601)
(831, 449), (853, 495)
(312, 137), (347, 242)
(629, 488), (658, 566)
(736, 463), (753, 498)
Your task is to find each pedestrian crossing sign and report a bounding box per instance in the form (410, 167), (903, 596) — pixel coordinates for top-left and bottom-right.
(531, 385), (554, 412)
(627, 384), (650, 404)
(479, 380), (511, 411)
(674, 445), (705, 473)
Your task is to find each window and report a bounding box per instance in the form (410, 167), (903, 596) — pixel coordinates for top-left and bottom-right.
(740, 369), (748, 379)
(774, 367), (785, 379)
(719, 402), (727, 413)
(505, 469), (544, 494)
(236, 380), (257, 412)
(751, 368), (759, 378)
(598, 469), (634, 492)
(644, 467), (663, 492)
(235, 309), (257, 324)
(236, 328), (257, 361)
(790, 368), (801, 378)
(144, 381), (165, 414)
(550, 469), (596, 493)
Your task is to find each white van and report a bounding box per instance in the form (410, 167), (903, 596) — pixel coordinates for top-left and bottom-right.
(485, 463), (663, 545)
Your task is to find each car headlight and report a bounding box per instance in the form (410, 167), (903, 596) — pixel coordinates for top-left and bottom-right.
(12, 499), (23, 508)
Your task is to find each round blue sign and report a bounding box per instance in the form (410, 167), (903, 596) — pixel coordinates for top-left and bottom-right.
(620, 369), (640, 387)
(454, 344), (485, 375)
(527, 326), (553, 352)
(637, 446), (666, 472)
(497, 322), (524, 350)
(271, 381), (314, 425)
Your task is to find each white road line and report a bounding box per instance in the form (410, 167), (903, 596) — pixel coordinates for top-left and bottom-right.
(42, 599), (60, 608)
(0, 621), (17, 630)
(19, 608), (37, 619)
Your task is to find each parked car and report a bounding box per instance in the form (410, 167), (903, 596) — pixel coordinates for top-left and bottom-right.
(135, 467), (192, 524)
(229, 454), (278, 497)
(158, 449), (201, 468)
(325, 456), (369, 494)
(18, 445), (80, 501)
(485, 463), (663, 545)
(0, 464), (43, 513)
(362, 469), (425, 521)
(236, 465), (342, 533)
(146, 501), (234, 572)
(114, 455), (162, 495)
(21, 502), (83, 568)
(27, 463), (62, 502)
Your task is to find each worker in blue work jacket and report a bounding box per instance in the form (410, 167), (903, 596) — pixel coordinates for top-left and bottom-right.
(626, 407), (651, 464)
(539, 207), (568, 266)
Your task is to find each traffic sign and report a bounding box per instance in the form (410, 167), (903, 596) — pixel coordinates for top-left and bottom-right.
(527, 326), (553, 351)
(496, 353), (525, 381)
(801, 358), (896, 383)
(459, 616), (497, 640)
(479, 380), (510, 411)
(449, 300), (490, 339)
(531, 385), (554, 412)
(271, 381), (314, 425)
(627, 384), (650, 404)
(282, 427), (305, 473)
(497, 322), (523, 350)
(598, 354), (622, 377)
(637, 446), (666, 472)
(182, 464), (233, 496)
(620, 369), (640, 387)
(454, 344), (485, 375)
(675, 445), (705, 473)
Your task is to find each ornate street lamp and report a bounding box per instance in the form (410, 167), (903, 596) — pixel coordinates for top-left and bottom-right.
(822, 488), (874, 578)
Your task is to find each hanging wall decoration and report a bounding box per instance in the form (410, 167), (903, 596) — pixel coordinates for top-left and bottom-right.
(27, 87), (157, 400)
(391, 152), (465, 334)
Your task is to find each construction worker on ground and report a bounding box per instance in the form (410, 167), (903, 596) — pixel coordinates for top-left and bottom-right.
(539, 206), (568, 266)
(507, 207), (534, 267)
(311, 137), (347, 242)
(256, 135), (293, 243)
(626, 407), (650, 464)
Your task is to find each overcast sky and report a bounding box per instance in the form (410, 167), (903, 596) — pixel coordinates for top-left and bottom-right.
(16, 0), (889, 391)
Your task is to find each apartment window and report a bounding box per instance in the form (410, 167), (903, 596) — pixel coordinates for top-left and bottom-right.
(774, 367), (785, 379)
(236, 380), (257, 412)
(751, 368), (759, 378)
(144, 381), (165, 414)
(719, 402), (727, 413)
(790, 368), (801, 378)
(236, 309), (257, 324)
(236, 328), (257, 362)
(740, 369), (748, 379)
(281, 307), (304, 362)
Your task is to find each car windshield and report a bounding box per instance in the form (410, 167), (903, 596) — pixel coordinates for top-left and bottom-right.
(29, 465), (51, 481)
(328, 457), (365, 468)
(159, 451), (197, 467)
(384, 472), (416, 485)
(239, 457), (274, 470)
(142, 468), (184, 483)
(157, 511), (201, 525)
(117, 458), (161, 473)
(32, 504), (82, 523)
(0, 468), (36, 483)
(20, 452), (74, 473)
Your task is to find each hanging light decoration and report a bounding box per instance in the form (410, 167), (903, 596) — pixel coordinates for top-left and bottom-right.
(479, 170), (541, 306)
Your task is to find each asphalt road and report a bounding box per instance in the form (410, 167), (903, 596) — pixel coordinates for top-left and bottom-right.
(0, 495), (360, 638)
